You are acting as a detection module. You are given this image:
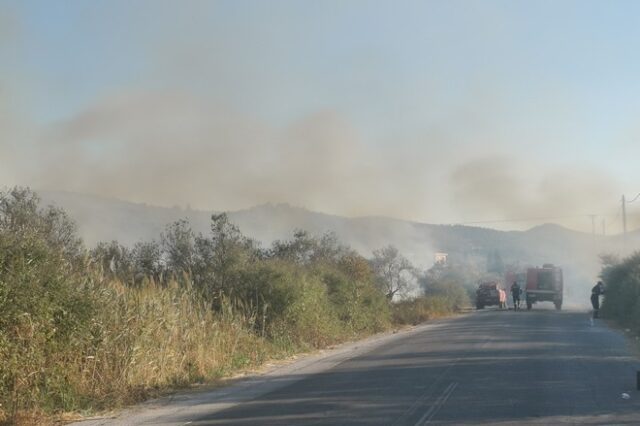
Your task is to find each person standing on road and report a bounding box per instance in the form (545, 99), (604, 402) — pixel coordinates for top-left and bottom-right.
(591, 281), (605, 318)
(499, 288), (507, 309)
(511, 281), (522, 310)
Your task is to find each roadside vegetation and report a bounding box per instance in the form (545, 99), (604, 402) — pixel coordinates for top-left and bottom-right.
(0, 188), (472, 424)
(600, 253), (640, 332)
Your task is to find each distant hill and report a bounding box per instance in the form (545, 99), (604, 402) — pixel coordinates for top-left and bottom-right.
(38, 190), (638, 306)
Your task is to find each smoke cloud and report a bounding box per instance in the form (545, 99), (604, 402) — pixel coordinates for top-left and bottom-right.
(0, 4), (24, 186)
(0, 2), (626, 235)
(450, 157), (619, 228)
(0, 81), (614, 236)
(31, 90), (373, 213)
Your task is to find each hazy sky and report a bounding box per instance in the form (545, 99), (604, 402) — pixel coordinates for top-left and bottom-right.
(2, 0), (640, 232)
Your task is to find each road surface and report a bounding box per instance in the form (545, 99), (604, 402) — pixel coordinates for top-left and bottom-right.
(77, 308), (640, 425)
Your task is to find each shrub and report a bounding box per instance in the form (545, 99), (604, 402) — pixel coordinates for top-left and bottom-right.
(600, 252), (640, 330)
(266, 265), (344, 350)
(322, 263), (390, 335)
(0, 188), (94, 417)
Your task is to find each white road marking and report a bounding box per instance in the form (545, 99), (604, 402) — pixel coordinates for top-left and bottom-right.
(415, 381), (458, 426)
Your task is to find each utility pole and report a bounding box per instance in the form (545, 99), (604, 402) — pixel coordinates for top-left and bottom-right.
(622, 195), (627, 251)
(589, 214), (596, 242)
(602, 218), (606, 236)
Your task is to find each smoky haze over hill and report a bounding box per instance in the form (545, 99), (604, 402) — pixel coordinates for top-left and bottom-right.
(39, 190), (638, 308)
(4, 3), (639, 233)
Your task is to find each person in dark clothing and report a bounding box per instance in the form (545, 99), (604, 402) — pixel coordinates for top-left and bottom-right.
(591, 281), (605, 318)
(511, 281), (522, 310)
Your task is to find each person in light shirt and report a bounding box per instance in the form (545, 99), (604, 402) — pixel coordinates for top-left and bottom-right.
(499, 288), (507, 309)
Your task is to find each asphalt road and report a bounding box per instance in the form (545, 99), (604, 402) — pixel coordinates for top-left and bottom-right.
(79, 308), (640, 425)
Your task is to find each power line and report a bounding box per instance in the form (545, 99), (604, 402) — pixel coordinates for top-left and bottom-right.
(433, 192), (640, 236)
(623, 195), (627, 240)
(627, 192), (640, 204)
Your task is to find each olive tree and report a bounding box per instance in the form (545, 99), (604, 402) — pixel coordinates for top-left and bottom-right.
(370, 245), (415, 300)
(161, 219), (196, 279)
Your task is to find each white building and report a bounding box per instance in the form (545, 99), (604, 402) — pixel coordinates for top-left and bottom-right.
(434, 252), (448, 265)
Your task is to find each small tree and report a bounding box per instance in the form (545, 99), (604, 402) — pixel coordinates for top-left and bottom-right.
(161, 219), (196, 279)
(371, 245), (415, 300)
(271, 230), (316, 264)
(193, 213), (257, 309)
(132, 240), (163, 284)
(0, 187), (83, 264)
(270, 230), (346, 265)
(91, 240), (133, 282)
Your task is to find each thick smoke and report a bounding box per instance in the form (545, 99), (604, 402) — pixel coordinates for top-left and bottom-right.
(28, 89), (441, 222)
(22, 88), (621, 234)
(0, 5), (23, 186)
(449, 157), (623, 308)
(0, 1), (627, 235)
(450, 157), (619, 228)
(0, 86), (21, 187)
(33, 91), (365, 211)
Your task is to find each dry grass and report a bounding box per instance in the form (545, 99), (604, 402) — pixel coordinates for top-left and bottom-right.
(0, 278), (272, 424)
(72, 279), (271, 409)
(391, 296), (462, 325)
(0, 277), (458, 425)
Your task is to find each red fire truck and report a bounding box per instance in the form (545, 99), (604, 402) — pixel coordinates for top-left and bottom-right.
(524, 264), (563, 310)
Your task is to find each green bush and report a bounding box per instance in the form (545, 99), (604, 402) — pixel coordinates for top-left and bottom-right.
(0, 188), (95, 417)
(263, 264), (342, 350)
(322, 264), (390, 335)
(600, 252), (640, 330)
